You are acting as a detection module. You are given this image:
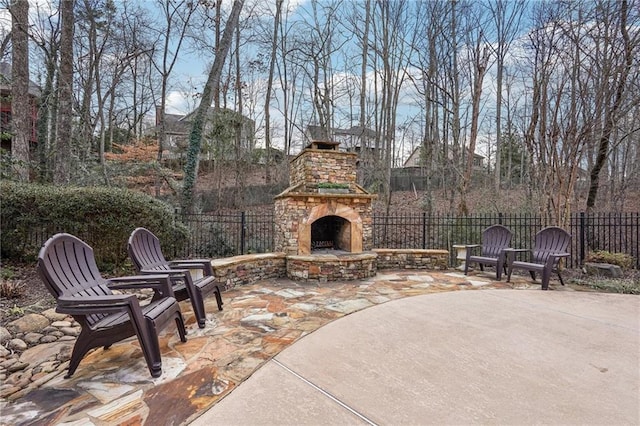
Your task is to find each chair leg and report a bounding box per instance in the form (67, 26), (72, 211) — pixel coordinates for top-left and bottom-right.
(557, 270), (565, 286)
(192, 290), (207, 329)
(66, 331), (94, 378)
(141, 317), (163, 378)
(174, 311), (187, 342)
(496, 261), (503, 281)
(214, 285), (223, 311)
(529, 271), (536, 281)
(541, 268), (551, 290)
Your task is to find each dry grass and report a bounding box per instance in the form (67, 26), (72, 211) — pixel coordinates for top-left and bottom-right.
(0, 279), (25, 299)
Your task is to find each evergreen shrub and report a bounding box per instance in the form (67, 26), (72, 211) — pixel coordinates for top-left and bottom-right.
(1, 181), (189, 269)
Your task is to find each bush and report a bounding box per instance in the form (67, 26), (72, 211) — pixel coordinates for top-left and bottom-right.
(1, 181), (189, 269)
(586, 250), (634, 269)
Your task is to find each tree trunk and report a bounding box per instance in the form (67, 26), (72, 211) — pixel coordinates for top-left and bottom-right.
(181, 0), (243, 213)
(153, 0), (196, 197)
(459, 41), (490, 215)
(586, 0), (633, 212)
(54, 0), (75, 184)
(10, 0), (30, 182)
(359, 0), (370, 149)
(264, 0), (283, 184)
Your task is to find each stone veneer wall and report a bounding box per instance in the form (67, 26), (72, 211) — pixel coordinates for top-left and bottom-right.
(211, 253), (286, 290)
(373, 249), (450, 270)
(208, 249), (449, 286)
(289, 149), (358, 188)
(286, 253), (377, 282)
(274, 196), (374, 255)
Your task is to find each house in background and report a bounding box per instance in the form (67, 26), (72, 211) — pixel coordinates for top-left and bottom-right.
(151, 107), (256, 161)
(0, 62), (41, 152)
(404, 145), (484, 169)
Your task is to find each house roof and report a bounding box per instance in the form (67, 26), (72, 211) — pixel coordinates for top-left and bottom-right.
(0, 62), (42, 97)
(151, 107), (254, 137)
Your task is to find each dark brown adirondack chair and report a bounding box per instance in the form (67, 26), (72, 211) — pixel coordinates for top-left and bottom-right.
(37, 233), (187, 378)
(506, 226), (571, 290)
(464, 225), (513, 280)
(128, 228), (223, 329)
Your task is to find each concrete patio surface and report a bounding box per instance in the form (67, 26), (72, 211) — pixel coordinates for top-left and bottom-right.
(193, 289), (639, 425)
(1, 270), (638, 425)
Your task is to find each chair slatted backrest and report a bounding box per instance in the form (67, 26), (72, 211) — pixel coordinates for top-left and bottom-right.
(481, 225), (513, 258)
(37, 233), (111, 326)
(128, 228), (171, 273)
(531, 227), (571, 264)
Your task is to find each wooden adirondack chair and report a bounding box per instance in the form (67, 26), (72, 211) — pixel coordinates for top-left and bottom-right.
(464, 225), (513, 280)
(128, 228), (223, 329)
(506, 227), (572, 290)
(37, 233), (187, 378)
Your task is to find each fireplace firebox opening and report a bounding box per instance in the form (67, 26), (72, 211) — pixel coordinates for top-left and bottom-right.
(311, 215), (351, 252)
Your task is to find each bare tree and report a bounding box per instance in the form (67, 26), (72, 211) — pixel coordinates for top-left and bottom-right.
(9, 0), (30, 181)
(140, 0), (196, 196)
(181, 0), (244, 213)
(586, 0), (637, 211)
(409, 0), (449, 214)
(292, 0), (346, 139)
(149, 0), (196, 165)
(368, 0), (414, 210)
(263, 0), (283, 183)
(485, 0), (525, 192)
(54, 0), (74, 184)
(275, 8), (305, 156)
(458, 12), (491, 215)
(29, 5), (61, 182)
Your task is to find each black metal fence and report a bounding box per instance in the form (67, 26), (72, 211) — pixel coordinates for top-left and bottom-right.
(177, 211), (275, 258)
(177, 211), (639, 269)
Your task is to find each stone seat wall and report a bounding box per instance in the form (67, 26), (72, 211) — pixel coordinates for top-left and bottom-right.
(373, 249), (449, 270)
(211, 253), (287, 290)
(209, 249), (450, 287)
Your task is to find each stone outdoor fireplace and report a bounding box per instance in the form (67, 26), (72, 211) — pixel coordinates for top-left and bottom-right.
(274, 141), (377, 281)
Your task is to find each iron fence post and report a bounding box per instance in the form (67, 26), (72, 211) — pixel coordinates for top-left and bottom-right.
(580, 211), (586, 266)
(422, 212), (427, 249)
(240, 211), (246, 255)
(498, 212), (503, 225)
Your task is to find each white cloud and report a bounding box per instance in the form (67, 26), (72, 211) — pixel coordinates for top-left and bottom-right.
(165, 90), (192, 115)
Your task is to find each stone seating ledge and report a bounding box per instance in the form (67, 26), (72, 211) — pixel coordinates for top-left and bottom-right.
(211, 249), (450, 289)
(373, 248), (449, 270)
(211, 253), (288, 290)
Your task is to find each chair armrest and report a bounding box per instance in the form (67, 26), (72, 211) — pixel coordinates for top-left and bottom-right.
(57, 294), (139, 316)
(169, 260), (213, 276)
(545, 252), (571, 267)
(140, 268), (190, 277)
(107, 275), (174, 298)
(504, 248), (531, 263)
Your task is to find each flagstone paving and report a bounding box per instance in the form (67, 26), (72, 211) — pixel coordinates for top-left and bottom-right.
(0, 270), (565, 425)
